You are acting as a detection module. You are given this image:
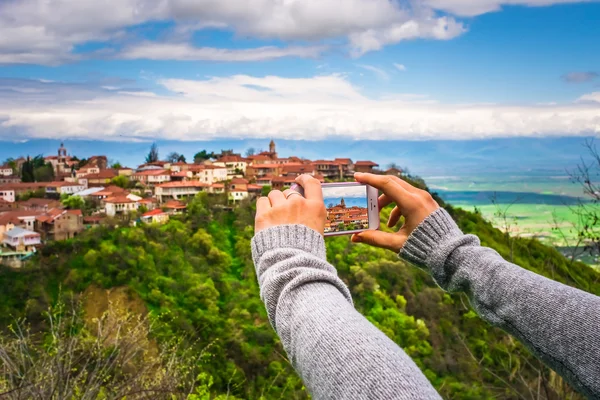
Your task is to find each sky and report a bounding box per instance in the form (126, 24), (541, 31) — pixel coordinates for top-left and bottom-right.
(0, 0), (599, 165)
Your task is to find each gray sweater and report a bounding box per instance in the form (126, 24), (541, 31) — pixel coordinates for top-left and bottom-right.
(251, 209), (600, 399)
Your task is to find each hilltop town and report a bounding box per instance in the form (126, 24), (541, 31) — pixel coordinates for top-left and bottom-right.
(0, 140), (393, 267)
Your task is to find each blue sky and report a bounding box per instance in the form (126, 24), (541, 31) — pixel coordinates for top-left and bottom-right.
(0, 0), (599, 165)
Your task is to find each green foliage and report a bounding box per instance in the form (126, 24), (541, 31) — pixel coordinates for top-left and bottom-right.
(0, 182), (597, 399)
(146, 143), (159, 163)
(61, 194), (84, 209)
(110, 161), (122, 169)
(111, 174), (130, 189)
(261, 185), (271, 197)
(193, 150), (215, 164)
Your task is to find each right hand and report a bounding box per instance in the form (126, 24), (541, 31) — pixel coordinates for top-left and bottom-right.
(351, 173), (439, 252)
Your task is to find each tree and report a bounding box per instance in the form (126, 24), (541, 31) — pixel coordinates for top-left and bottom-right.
(166, 152), (181, 163)
(145, 143), (159, 163)
(111, 175), (130, 189)
(193, 150), (214, 164)
(34, 162), (55, 182)
(245, 148), (256, 157)
(110, 161), (123, 169)
(61, 195), (84, 210)
(177, 154), (186, 163)
(21, 156), (35, 182)
(261, 185), (272, 197)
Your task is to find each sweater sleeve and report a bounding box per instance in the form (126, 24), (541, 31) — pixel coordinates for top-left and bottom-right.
(252, 224), (441, 400)
(400, 208), (600, 399)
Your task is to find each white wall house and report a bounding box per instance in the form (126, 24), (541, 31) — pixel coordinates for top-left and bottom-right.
(2, 227), (41, 251)
(155, 181), (210, 203)
(229, 189), (249, 202)
(46, 182), (86, 196)
(0, 189), (15, 203)
(195, 166), (228, 184)
(104, 197), (138, 217)
(1, 166), (14, 176)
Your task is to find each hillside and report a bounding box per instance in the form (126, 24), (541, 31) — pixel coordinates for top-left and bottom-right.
(0, 184), (599, 399)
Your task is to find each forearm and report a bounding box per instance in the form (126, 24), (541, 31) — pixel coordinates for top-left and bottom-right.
(252, 225), (441, 400)
(400, 209), (600, 399)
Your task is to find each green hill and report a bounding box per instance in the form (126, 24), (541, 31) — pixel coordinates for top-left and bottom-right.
(0, 184), (598, 399)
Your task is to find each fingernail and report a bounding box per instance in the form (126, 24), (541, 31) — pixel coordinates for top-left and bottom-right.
(352, 235), (362, 243)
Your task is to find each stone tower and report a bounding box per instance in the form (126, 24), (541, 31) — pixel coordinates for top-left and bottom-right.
(340, 197), (346, 208)
(269, 139), (276, 154)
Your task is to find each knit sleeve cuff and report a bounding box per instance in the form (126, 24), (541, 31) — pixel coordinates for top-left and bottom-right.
(252, 224), (326, 263)
(399, 208), (463, 267)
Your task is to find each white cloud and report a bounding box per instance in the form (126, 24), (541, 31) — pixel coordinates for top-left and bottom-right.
(0, 0), (594, 64)
(423, 0), (596, 17)
(119, 42), (326, 61)
(394, 63), (407, 71)
(1, 76), (599, 141)
(357, 65), (390, 81)
(578, 92), (600, 103)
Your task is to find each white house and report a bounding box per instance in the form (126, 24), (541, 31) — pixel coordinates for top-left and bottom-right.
(194, 165), (228, 184)
(213, 156), (247, 177)
(155, 181), (210, 203)
(131, 169), (171, 185)
(104, 196), (139, 217)
(0, 165), (14, 176)
(0, 189), (15, 203)
(229, 189), (249, 202)
(2, 227), (41, 252)
(46, 182), (87, 196)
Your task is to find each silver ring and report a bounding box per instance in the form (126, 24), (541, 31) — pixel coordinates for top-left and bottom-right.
(285, 191), (302, 199)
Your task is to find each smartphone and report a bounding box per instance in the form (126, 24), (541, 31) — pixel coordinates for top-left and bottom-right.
(291, 182), (380, 236)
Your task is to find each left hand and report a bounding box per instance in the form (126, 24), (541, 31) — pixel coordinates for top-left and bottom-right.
(255, 174), (326, 235)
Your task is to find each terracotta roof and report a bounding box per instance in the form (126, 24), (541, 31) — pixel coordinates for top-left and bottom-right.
(170, 171), (190, 177)
(282, 164), (315, 174)
(312, 160), (337, 165)
(355, 161), (379, 166)
(230, 178), (249, 184)
(230, 189), (248, 193)
(164, 200), (187, 209)
(247, 184), (262, 190)
(0, 182), (51, 190)
(142, 209), (167, 217)
(211, 183), (225, 189)
(20, 198), (62, 208)
(46, 181), (85, 187)
(334, 158), (353, 164)
(84, 216), (103, 223)
(250, 164), (280, 169)
(138, 198), (156, 204)
(67, 209), (83, 216)
(85, 170), (119, 179)
(104, 196), (134, 204)
(218, 155), (245, 163)
(157, 181), (209, 188)
(272, 176), (297, 183)
(134, 169), (169, 176)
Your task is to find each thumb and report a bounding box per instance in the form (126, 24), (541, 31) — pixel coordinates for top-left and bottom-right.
(351, 230), (406, 253)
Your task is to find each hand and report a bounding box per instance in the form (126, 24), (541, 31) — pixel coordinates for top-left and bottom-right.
(351, 172), (439, 252)
(255, 174), (327, 235)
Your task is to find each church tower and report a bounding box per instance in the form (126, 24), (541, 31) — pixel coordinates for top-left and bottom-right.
(340, 198), (346, 208)
(269, 140), (276, 154)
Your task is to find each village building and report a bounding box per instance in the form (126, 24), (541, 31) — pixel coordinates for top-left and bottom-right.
(2, 227), (41, 252)
(45, 181), (87, 197)
(210, 183), (225, 194)
(245, 164), (282, 179)
(229, 189), (249, 202)
(170, 171), (193, 182)
(131, 169), (171, 186)
(385, 167), (403, 177)
(0, 198), (18, 212)
(213, 155), (248, 177)
(36, 209), (84, 241)
(19, 198), (62, 212)
(0, 188), (15, 203)
(0, 175), (21, 184)
(354, 161), (380, 173)
(84, 169), (119, 187)
(154, 181), (209, 203)
(192, 165), (228, 184)
(255, 175), (274, 187)
(230, 178), (248, 191)
(1, 165), (14, 176)
(140, 209), (170, 224)
(163, 200), (187, 214)
(104, 196), (138, 217)
(0, 182), (51, 197)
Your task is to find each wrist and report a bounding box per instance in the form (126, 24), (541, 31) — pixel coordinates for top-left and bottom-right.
(399, 208), (463, 267)
(252, 224), (326, 263)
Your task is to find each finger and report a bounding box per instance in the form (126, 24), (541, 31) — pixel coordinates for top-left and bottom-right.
(351, 230), (407, 253)
(283, 189), (303, 202)
(268, 190), (286, 207)
(295, 174), (323, 202)
(387, 206), (403, 228)
(256, 197), (271, 217)
(355, 173), (411, 212)
(378, 193), (394, 210)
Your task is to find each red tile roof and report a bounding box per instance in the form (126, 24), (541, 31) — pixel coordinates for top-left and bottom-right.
(230, 178), (249, 184)
(104, 196), (134, 204)
(134, 169), (169, 176)
(157, 181), (209, 188)
(164, 200), (187, 209)
(142, 209), (167, 217)
(170, 171), (190, 177)
(85, 170), (119, 180)
(355, 161), (379, 166)
(211, 183), (225, 189)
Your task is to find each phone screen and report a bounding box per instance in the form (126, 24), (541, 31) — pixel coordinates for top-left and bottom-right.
(322, 184), (370, 234)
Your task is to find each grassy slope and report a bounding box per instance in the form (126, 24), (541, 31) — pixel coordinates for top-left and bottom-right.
(0, 188), (598, 399)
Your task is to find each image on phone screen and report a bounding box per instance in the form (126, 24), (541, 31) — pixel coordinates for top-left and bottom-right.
(323, 184), (369, 234)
